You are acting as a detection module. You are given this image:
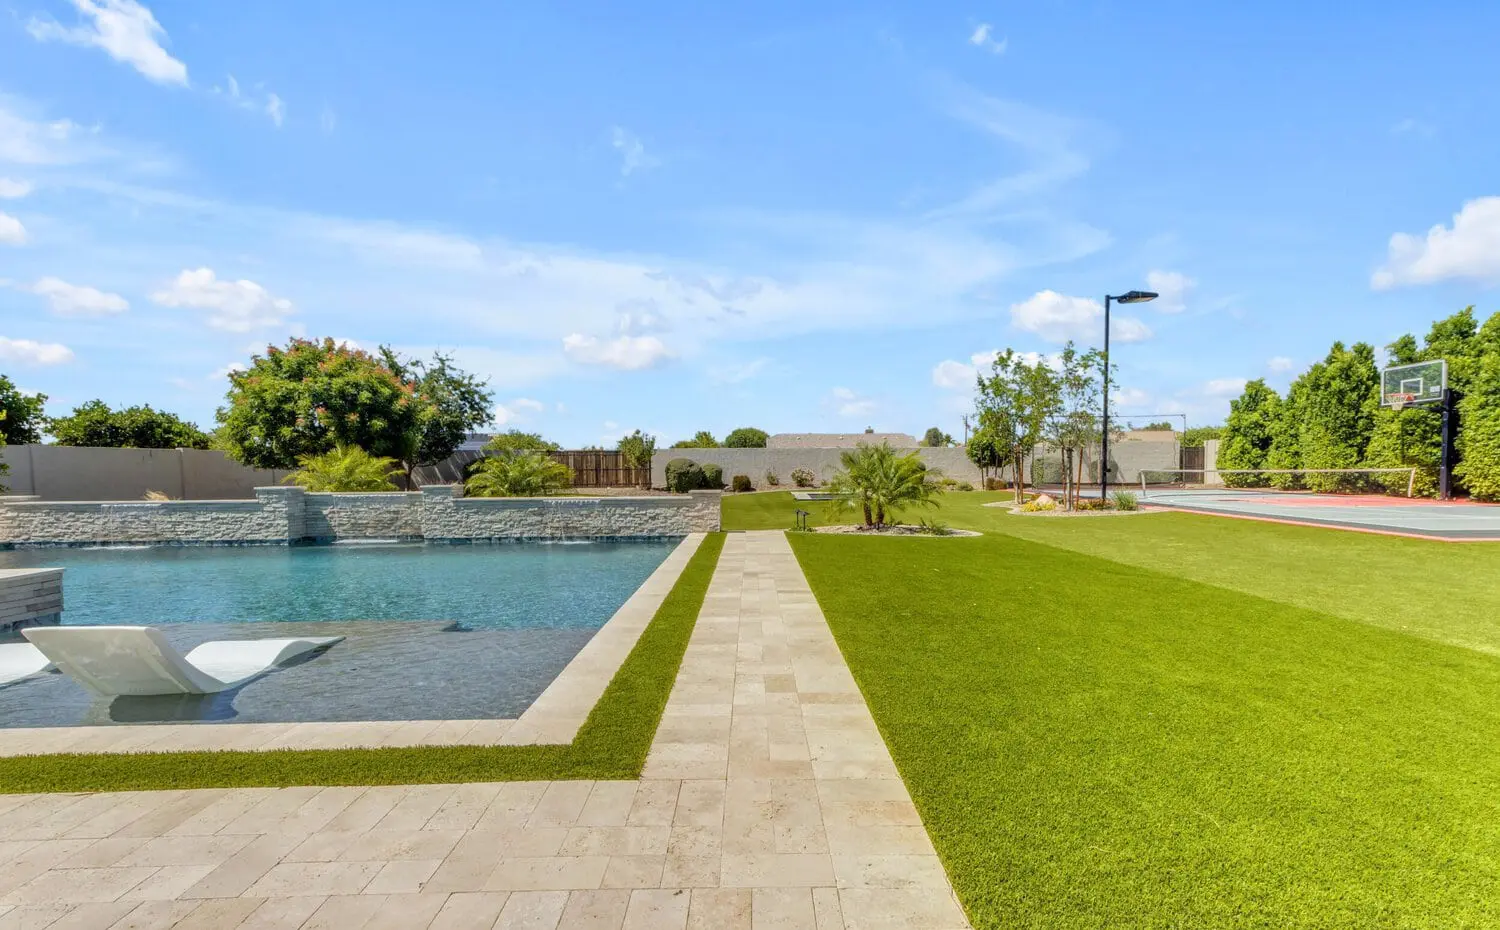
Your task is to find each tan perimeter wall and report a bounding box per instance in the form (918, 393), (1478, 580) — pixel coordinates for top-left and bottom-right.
(0, 445), (291, 501)
(0, 487), (720, 546)
(653, 440), (1180, 490)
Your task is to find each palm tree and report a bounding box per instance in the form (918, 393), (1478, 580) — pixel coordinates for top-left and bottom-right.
(465, 450), (574, 497)
(283, 445), (401, 491)
(828, 442), (943, 528)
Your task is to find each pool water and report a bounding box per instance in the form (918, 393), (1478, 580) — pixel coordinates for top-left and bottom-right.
(0, 540), (677, 631)
(0, 540), (681, 725)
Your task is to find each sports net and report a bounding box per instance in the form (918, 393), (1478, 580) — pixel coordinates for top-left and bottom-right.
(1138, 467), (1419, 497)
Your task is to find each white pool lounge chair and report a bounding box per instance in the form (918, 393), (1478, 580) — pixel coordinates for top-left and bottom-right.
(21, 626), (344, 698)
(0, 642), (53, 686)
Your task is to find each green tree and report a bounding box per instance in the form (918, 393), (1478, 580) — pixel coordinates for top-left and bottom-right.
(484, 430), (559, 454)
(465, 450), (573, 497)
(723, 427), (769, 448)
(616, 430), (657, 488)
(920, 427), (954, 447)
(49, 400), (211, 449)
(216, 338), (423, 470)
(0, 377), (47, 444)
(380, 349), (494, 486)
(965, 426), (1008, 484)
(1181, 426), (1222, 448)
(1220, 380), (1282, 487)
(1456, 349), (1500, 501)
(671, 431), (719, 449)
(976, 350), (1060, 501)
(827, 442), (943, 528)
(1043, 343), (1104, 509)
(1299, 342), (1380, 491)
(282, 445), (401, 492)
(1137, 420), (1174, 432)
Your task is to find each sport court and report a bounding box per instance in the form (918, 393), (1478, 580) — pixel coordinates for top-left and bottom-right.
(1141, 487), (1500, 540)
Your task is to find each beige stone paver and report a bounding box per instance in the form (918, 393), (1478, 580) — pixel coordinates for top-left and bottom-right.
(0, 531), (968, 928)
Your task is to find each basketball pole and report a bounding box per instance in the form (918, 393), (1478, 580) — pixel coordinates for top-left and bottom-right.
(1440, 388), (1455, 500)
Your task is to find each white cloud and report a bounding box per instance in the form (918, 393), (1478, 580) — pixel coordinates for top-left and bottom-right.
(29, 277), (129, 316)
(214, 75), (285, 127)
(1145, 270), (1195, 313)
(1203, 377), (1248, 398)
(1010, 290), (1151, 344)
(1113, 386), (1151, 408)
(0, 212), (25, 245)
(27, 0), (187, 86)
(563, 333), (674, 370)
(0, 336), (74, 366)
(1372, 197), (1500, 289)
(210, 362), (247, 379)
(493, 397), (546, 426)
(968, 23), (1007, 55)
(150, 268), (295, 332)
(828, 386), (876, 418)
(1268, 356), (1295, 373)
(932, 359), (977, 390)
(610, 127), (660, 176)
(0, 99), (106, 166)
(0, 179), (32, 199)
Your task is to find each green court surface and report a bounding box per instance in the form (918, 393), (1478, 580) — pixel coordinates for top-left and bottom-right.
(727, 492), (1500, 928)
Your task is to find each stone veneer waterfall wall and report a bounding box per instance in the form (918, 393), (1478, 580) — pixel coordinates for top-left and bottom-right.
(0, 487), (721, 547)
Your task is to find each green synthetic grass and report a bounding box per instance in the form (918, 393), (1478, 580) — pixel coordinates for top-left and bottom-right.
(719, 489), (859, 531)
(788, 512), (1500, 928)
(0, 533), (725, 794)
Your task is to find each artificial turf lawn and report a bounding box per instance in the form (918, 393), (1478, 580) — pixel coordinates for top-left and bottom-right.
(0, 533), (725, 794)
(770, 497), (1500, 927)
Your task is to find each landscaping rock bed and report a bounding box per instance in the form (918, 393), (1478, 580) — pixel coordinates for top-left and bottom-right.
(808, 524), (982, 537)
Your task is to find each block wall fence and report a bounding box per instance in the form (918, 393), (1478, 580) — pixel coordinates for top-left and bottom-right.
(0, 487), (721, 547)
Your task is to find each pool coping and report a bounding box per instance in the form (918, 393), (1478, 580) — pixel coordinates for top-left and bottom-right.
(0, 533), (707, 757)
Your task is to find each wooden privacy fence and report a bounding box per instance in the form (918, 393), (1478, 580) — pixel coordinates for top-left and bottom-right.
(410, 450), (649, 489)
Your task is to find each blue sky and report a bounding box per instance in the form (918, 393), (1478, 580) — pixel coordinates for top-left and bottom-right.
(2, 1), (1499, 446)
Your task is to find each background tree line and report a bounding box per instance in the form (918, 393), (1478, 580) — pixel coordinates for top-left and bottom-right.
(1218, 306), (1500, 499)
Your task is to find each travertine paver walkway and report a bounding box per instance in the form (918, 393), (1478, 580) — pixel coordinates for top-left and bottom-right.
(0, 531), (969, 929)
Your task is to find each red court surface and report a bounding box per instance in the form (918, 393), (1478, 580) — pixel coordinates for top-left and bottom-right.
(1139, 488), (1500, 541)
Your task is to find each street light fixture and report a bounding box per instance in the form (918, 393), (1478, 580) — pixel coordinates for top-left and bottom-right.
(1101, 289), (1158, 501)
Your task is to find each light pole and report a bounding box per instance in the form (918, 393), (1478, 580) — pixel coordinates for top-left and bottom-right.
(1101, 289), (1158, 500)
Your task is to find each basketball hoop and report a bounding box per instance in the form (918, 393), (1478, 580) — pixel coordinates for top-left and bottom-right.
(1388, 393), (1415, 411)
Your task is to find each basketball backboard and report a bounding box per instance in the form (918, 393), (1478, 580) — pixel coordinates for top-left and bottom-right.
(1381, 360), (1446, 407)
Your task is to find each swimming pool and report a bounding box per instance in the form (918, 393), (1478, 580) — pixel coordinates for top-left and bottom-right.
(0, 540), (681, 725)
(0, 540), (677, 630)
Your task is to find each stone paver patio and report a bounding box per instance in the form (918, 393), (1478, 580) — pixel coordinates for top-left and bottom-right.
(0, 532), (969, 929)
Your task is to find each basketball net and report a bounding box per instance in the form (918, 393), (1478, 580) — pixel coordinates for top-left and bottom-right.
(1388, 393), (1415, 411)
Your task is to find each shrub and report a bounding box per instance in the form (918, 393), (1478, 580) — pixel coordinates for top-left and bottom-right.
(764, 470), (780, 487)
(791, 467), (816, 488)
(731, 474), (753, 493)
(724, 427), (769, 448)
(665, 458), (700, 493)
(915, 518), (951, 535)
(1074, 497), (1109, 511)
(955, 481), (974, 492)
(1112, 490), (1139, 511)
(984, 477), (1006, 491)
(827, 442), (943, 527)
(1019, 498), (1057, 512)
(284, 445), (402, 492)
(465, 450), (573, 497)
(143, 489), (173, 501)
(701, 463), (725, 489)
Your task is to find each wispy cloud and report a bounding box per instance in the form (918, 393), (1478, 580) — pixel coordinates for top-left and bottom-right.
(214, 75), (285, 128)
(27, 0), (188, 86)
(563, 333), (674, 370)
(1391, 117), (1435, 137)
(968, 23), (1007, 55)
(610, 126), (661, 176)
(1145, 270), (1196, 314)
(827, 386), (876, 418)
(1268, 356), (1295, 373)
(0, 179), (32, 199)
(27, 277), (130, 316)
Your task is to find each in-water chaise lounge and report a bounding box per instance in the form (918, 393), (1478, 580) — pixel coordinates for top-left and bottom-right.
(22, 626), (344, 698)
(0, 642), (53, 686)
